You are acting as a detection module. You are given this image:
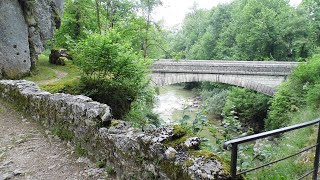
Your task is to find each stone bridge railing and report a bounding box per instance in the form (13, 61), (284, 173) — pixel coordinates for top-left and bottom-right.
(0, 80), (230, 180)
(150, 60), (300, 96)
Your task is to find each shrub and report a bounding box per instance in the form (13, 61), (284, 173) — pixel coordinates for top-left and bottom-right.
(266, 55), (320, 130)
(265, 82), (302, 130)
(201, 89), (229, 119)
(223, 87), (270, 132)
(72, 31), (151, 119)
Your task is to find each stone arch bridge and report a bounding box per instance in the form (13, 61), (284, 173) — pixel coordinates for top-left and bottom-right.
(149, 60), (300, 96)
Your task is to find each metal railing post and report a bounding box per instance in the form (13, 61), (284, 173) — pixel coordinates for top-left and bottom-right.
(312, 122), (320, 180)
(231, 144), (238, 179)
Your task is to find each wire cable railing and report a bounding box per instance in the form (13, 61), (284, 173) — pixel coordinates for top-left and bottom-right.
(224, 118), (320, 179)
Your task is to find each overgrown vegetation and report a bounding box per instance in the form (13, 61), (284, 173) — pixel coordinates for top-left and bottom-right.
(23, 0), (320, 177)
(168, 0), (318, 61)
(266, 54), (320, 130)
(71, 31), (152, 119)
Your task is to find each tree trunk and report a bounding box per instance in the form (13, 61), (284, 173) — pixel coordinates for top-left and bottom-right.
(95, 0), (101, 34)
(143, 0), (151, 59)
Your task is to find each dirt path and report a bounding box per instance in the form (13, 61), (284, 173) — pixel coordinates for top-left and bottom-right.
(0, 101), (109, 180)
(37, 69), (68, 85)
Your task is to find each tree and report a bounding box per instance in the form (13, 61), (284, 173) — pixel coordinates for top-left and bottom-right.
(53, 0), (98, 48)
(138, 0), (162, 58)
(169, 0), (316, 61)
(300, 0), (320, 46)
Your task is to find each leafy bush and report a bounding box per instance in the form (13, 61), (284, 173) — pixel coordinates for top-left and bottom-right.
(266, 55), (320, 130)
(223, 87), (270, 132)
(201, 89), (229, 118)
(72, 31), (151, 119)
(201, 82), (231, 91)
(124, 86), (161, 129)
(265, 82), (302, 130)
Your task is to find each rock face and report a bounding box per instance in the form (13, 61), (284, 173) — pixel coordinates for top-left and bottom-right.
(0, 0), (62, 79)
(0, 80), (231, 179)
(0, 0), (31, 79)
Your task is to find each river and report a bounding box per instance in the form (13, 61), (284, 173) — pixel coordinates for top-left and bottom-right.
(153, 85), (201, 124)
(153, 85), (223, 143)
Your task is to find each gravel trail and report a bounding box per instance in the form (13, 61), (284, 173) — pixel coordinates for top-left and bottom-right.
(37, 69), (68, 85)
(0, 101), (108, 180)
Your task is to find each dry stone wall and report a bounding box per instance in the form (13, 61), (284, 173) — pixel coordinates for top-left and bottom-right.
(0, 80), (230, 179)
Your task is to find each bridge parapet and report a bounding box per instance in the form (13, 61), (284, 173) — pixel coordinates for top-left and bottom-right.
(151, 59), (299, 76)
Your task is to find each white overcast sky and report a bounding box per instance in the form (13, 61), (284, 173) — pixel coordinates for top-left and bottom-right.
(153, 0), (303, 29)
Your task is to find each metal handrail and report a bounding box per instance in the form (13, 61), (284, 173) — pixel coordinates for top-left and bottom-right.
(224, 118), (320, 179)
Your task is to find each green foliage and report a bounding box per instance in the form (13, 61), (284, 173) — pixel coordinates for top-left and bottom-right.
(124, 86), (161, 129)
(96, 159), (106, 168)
(52, 0), (98, 49)
(72, 31), (151, 119)
(75, 143), (88, 156)
(106, 165), (116, 176)
(266, 55), (320, 130)
(265, 82), (302, 130)
(300, 0), (320, 46)
(169, 0), (317, 61)
(51, 124), (74, 141)
(179, 107), (209, 136)
(52, 0), (168, 59)
(248, 108), (319, 179)
(201, 89), (228, 118)
(223, 87), (270, 132)
(306, 83), (320, 108)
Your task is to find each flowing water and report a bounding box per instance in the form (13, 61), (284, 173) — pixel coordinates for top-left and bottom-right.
(153, 85), (200, 124)
(153, 85), (223, 143)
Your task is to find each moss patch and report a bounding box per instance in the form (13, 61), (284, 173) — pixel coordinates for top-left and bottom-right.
(164, 125), (192, 148)
(110, 120), (120, 127)
(159, 160), (192, 180)
(172, 125), (187, 139)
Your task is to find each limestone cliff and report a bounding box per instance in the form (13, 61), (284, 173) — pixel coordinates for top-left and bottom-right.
(0, 0), (62, 79)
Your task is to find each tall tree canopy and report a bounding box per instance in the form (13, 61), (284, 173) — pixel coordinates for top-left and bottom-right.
(169, 0), (318, 61)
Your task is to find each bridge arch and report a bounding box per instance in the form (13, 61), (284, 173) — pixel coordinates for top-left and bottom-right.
(150, 73), (276, 96)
